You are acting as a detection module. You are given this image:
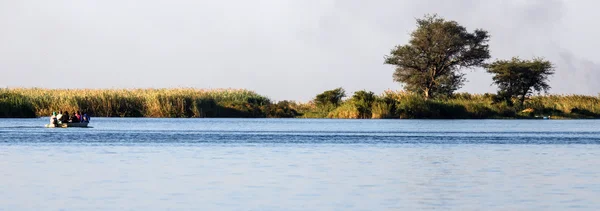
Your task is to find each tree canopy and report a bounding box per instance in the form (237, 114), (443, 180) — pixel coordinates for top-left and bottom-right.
(384, 14), (491, 99)
(351, 90), (376, 119)
(314, 87), (346, 107)
(486, 57), (555, 106)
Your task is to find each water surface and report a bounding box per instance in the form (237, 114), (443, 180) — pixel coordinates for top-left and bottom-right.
(1, 118), (599, 210)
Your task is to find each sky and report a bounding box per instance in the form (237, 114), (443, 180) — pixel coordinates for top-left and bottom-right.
(1, 0), (599, 101)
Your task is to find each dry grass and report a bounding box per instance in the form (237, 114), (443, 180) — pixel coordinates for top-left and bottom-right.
(2, 88), (599, 119)
(0, 88), (271, 117)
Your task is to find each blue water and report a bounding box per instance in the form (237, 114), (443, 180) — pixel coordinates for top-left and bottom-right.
(1, 118), (600, 210)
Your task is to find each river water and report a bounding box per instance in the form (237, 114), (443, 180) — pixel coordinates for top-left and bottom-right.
(1, 118), (599, 210)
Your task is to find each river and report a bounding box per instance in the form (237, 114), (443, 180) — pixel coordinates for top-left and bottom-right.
(1, 118), (599, 210)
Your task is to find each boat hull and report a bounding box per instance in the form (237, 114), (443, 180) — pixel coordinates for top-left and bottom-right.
(45, 122), (89, 128)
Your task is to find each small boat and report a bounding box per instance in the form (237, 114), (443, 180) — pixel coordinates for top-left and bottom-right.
(45, 122), (89, 128)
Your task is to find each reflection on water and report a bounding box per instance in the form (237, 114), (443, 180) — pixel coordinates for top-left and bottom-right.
(0, 118), (599, 210)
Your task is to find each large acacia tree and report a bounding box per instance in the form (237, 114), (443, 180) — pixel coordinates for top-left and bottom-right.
(486, 57), (555, 107)
(385, 14), (491, 99)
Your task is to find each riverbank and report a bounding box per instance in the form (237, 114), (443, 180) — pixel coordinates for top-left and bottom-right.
(298, 90), (600, 119)
(1, 88), (599, 119)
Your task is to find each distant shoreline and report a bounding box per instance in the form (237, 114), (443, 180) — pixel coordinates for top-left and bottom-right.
(1, 88), (599, 119)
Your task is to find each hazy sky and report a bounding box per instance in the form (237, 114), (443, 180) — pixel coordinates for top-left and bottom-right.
(1, 0), (599, 101)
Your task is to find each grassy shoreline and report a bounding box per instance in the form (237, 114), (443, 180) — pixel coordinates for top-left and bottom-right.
(1, 88), (599, 119)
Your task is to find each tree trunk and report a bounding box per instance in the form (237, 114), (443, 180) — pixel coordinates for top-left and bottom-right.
(424, 88), (431, 99)
(519, 90), (527, 107)
(424, 76), (436, 100)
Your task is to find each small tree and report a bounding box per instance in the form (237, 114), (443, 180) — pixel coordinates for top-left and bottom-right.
(486, 57), (555, 107)
(384, 14), (490, 99)
(314, 87), (346, 108)
(267, 100), (299, 118)
(352, 90), (376, 119)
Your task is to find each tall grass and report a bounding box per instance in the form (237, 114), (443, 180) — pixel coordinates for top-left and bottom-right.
(328, 103), (359, 119)
(0, 92), (36, 118)
(304, 90), (600, 119)
(0, 88), (272, 118)
(525, 95), (600, 118)
(2, 88), (599, 119)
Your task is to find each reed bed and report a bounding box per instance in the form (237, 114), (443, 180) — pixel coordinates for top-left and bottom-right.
(317, 90), (600, 119)
(0, 92), (37, 118)
(0, 88), (271, 118)
(1, 88), (599, 119)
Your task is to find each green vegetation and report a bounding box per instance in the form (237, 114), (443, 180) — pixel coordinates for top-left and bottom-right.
(1, 14), (598, 119)
(486, 57), (555, 106)
(0, 88), (272, 118)
(384, 14), (490, 99)
(0, 88), (599, 119)
(0, 92), (36, 118)
(301, 90), (600, 119)
(301, 88), (346, 118)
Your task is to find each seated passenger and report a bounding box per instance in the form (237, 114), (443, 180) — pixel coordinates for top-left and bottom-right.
(83, 113), (90, 123)
(70, 112), (80, 123)
(75, 111), (82, 122)
(62, 111), (70, 123)
(50, 112), (57, 124)
(56, 111), (63, 123)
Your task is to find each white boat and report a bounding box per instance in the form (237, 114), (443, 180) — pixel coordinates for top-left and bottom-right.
(45, 122), (89, 128)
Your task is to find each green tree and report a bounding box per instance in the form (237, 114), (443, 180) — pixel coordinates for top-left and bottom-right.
(384, 14), (491, 99)
(314, 87), (346, 108)
(486, 57), (555, 107)
(351, 90), (376, 119)
(267, 100), (299, 118)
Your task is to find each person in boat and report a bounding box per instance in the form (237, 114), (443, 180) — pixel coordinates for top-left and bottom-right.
(70, 111), (80, 123)
(61, 111), (70, 123)
(56, 111), (63, 123)
(50, 111), (58, 125)
(82, 113), (90, 123)
(75, 111), (82, 122)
